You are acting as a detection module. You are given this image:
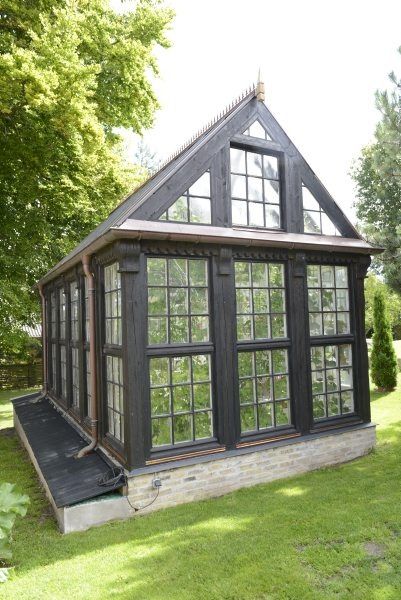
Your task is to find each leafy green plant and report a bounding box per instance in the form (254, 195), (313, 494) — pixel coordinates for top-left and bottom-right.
(0, 483), (29, 582)
(371, 289), (398, 390)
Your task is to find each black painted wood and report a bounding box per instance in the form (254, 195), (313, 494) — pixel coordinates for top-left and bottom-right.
(351, 257), (371, 422)
(212, 247), (240, 448)
(13, 396), (122, 507)
(131, 99), (258, 222)
(121, 243), (149, 468)
(287, 253), (313, 434)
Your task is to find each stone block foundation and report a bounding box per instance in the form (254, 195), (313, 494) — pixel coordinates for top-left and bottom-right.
(128, 425), (376, 515)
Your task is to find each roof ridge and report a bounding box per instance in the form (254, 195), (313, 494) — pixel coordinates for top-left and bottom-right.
(157, 83), (256, 170)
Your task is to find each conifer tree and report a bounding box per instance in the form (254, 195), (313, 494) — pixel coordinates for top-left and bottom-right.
(371, 289), (398, 390)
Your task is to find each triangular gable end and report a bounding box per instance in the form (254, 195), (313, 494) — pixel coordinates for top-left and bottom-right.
(242, 119), (272, 141)
(159, 170), (211, 224)
(302, 183), (340, 236)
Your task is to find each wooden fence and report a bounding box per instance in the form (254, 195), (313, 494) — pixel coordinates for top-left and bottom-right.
(0, 360), (43, 391)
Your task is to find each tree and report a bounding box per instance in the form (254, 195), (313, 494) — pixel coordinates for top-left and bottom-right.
(0, 0), (173, 357)
(365, 273), (401, 339)
(371, 289), (398, 391)
(352, 47), (401, 293)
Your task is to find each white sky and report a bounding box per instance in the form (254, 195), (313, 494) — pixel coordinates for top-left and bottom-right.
(112, 0), (401, 223)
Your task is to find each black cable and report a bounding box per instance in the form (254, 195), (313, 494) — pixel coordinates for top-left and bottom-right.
(125, 485), (160, 512)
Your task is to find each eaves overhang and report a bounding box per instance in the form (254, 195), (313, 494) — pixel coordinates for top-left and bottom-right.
(38, 220), (383, 286)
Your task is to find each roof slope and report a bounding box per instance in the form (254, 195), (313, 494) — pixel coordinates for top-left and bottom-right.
(43, 87), (257, 281)
(39, 84), (378, 285)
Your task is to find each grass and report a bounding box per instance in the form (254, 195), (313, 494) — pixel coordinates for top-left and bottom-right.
(0, 387), (39, 429)
(1, 383), (401, 599)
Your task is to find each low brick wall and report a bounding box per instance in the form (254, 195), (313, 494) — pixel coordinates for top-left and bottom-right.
(128, 425), (376, 514)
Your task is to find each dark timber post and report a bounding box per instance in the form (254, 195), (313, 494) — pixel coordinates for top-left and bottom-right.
(212, 247), (239, 448)
(351, 256), (371, 422)
(119, 241), (148, 469)
(287, 252), (312, 434)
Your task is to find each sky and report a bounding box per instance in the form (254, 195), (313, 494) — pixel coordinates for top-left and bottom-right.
(111, 0), (401, 223)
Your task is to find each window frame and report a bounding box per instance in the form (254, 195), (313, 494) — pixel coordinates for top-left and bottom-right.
(305, 259), (359, 429)
(145, 252), (219, 458)
(100, 260), (124, 453)
(232, 256), (295, 443)
(229, 142), (285, 231)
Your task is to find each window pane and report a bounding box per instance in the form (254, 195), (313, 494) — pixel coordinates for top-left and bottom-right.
(235, 261), (287, 341)
(189, 172), (210, 197)
(104, 263), (122, 346)
(149, 354), (213, 448)
(307, 265), (350, 339)
(310, 344), (354, 421)
(168, 196), (188, 222)
(230, 148), (281, 229)
(302, 184), (339, 237)
(189, 197), (211, 224)
(147, 257), (210, 345)
(248, 202), (264, 226)
(230, 148), (246, 173)
(106, 355), (124, 443)
(238, 349), (291, 433)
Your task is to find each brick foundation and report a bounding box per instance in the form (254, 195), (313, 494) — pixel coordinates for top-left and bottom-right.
(127, 425), (376, 514)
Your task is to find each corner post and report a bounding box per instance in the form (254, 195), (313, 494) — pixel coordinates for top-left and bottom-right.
(351, 256), (371, 422)
(119, 241), (148, 469)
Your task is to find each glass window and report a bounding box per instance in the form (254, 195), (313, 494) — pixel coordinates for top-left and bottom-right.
(302, 184), (340, 236)
(238, 348), (291, 432)
(150, 354), (213, 447)
(311, 344), (354, 420)
(243, 119), (272, 141)
(60, 345), (67, 400)
(50, 292), (56, 339)
(51, 342), (56, 390)
(230, 148), (280, 229)
(106, 355), (124, 443)
(159, 171), (211, 224)
(71, 347), (80, 409)
(104, 262), (122, 345)
(70, 281), (79, 342)
(235, 261), (287, 340)
(59, 288), (66, 339)
(85, 350), (91, 413)
(307, 265), (350, 336)
(147, 257), (210, 345)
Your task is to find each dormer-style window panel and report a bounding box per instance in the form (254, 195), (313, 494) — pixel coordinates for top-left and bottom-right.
(230, 148), (281, 229)
(243, 119), (272, 141)
(159, 171), (211, 224)
(302, 184), (339, 236)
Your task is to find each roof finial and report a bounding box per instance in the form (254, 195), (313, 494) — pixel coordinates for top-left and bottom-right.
(256, 68), (265, 102)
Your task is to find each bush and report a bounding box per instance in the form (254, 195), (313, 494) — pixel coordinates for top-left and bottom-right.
(0, 483), (29, 582)
(371, 289), (398, 390)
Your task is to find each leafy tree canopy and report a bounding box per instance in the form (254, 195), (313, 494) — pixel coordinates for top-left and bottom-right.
(352, 47), (401, 292)
(0, 0), (173, 358)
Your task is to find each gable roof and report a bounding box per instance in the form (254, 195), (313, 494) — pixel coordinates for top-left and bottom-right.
(38, 84), (379, 286)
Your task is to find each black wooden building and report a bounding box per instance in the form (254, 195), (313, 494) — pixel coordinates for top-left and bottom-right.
(34, 82), (379, 480)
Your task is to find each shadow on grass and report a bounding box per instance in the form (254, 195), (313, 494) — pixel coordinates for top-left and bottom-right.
(2, 408), (401, 599)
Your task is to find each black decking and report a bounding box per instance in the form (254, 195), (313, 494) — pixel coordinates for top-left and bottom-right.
(13, 395), (124, 507)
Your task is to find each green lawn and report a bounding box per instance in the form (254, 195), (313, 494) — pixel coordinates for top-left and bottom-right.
(0, 387), (40, 429)
(1, 382), (401, 599)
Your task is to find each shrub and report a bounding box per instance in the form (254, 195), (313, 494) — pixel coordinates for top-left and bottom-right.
(371, 289), (398, 390)
(0, 483), (29, 582)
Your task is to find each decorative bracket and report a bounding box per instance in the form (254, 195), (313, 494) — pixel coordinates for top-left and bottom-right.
(217, 247), (232, 275)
